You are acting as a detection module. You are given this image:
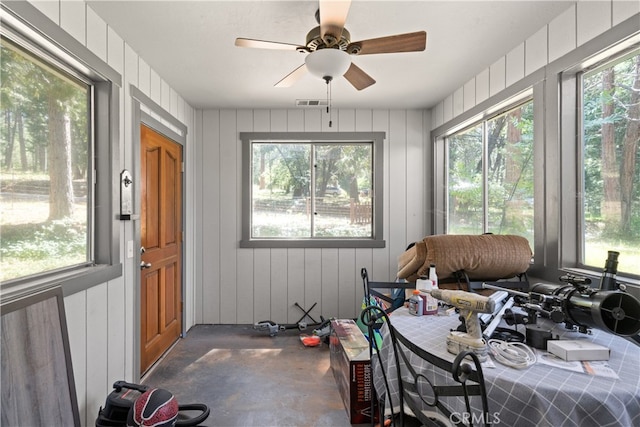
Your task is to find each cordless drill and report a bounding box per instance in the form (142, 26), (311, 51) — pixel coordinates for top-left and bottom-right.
(429, 289), (495, 361)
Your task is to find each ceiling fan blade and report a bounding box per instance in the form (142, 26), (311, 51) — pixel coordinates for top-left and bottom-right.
(235, 38), (306, 52)
(343, 63), (375, 91)
(319, 0), (351, 47)
(275, 64), (308, 87)
(348, 31), (427, 55)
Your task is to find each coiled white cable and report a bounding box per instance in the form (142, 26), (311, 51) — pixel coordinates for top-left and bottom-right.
(488, 339), (537, 369)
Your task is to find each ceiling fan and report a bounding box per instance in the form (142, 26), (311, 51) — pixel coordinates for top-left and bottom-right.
(235, 0), (427, 91)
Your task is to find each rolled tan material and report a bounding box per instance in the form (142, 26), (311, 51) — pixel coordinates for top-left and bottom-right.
(397, 234), (532, 283)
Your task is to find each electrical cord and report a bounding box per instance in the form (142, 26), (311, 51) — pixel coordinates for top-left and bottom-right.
(487, 339), (537, 369)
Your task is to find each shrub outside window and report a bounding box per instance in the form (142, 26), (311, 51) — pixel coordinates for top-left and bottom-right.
(241, 132), (385, 248)
(580, 49), (640, 276)
(446, 100), (535, 248)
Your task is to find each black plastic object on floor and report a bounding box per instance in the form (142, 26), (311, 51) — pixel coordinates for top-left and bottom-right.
(95, 381), (210, 427)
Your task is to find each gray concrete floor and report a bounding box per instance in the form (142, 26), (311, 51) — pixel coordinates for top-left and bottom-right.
(141, 324), (359, 427)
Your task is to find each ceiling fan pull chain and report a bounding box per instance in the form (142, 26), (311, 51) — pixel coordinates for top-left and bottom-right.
(326, 78), (330, 115)
(326, 77), (333, 128)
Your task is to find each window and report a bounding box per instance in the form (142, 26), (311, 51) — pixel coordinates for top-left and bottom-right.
(446, 100), (534, 247)
(580, 48), (640, 276)
(1, 37), (91, 282)
(0, 2), (121, 295)
(240, 132), (385, 248)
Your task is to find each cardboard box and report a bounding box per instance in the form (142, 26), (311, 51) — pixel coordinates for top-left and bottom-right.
(547, 339), (610, 361)
(329, 319), (377, 424)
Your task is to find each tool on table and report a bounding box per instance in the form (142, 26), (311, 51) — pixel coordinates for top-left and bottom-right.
(482, 296), (519, 341)
(426, 289), (496, 361)
(483, 273), (640, 349)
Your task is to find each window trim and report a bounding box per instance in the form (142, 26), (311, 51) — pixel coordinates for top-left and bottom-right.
(240, 131), (385, 248)
(551, 15), (640, 286)
(432, 76), (541, 238)
(443, 97), (535, 236)
(431, 14), (640, 287)
(0, 1), (122, 301)
(561, 41), (640, 279)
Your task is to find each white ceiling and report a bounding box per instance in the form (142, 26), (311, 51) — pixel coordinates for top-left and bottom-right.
(87, 0), (576, 110)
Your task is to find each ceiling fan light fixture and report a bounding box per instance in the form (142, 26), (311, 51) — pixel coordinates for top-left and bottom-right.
(304, 48), (351, 80)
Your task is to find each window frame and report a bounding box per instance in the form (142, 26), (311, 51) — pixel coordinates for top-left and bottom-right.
(443, 96), (535, 237)
(431, 75), (541, 236)
(0, 1), (122, 301)
(561, 39), (640, 279)
(240, 131), (385, 248)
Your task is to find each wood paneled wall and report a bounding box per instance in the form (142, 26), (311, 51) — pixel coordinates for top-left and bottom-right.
(25, 2), (197, 425)
(194, 109), (430, 325)
(431, 1), (640, 129)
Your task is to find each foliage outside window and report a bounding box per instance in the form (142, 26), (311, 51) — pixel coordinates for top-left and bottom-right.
(446, 100), (534, 248)
(241, 132), (384, 248)
(1, 37), (91, 282)
(581, 49), (640, 276)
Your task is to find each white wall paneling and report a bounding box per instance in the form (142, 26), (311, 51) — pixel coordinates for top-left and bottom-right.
(64, 291), (86, 426)
(388, 110), (409, 263)
(489, 57), (506, 97)
(150, 69), (161, 106)
(270, 248), (289, 322)
(354, 109), (375, 315)
(200, 110), (221, 324)
(548, 5), (577, 63)
(506, 43), (525, 88)
(371, 110), (392, 282)
(577, 1), (612, 47)
(195, 108), (428, 323)
(30, 0), (58, 24)
(463, 78), (476, 113)
(161, 80), (171, 113)
(138, 58), (150, 97)
(287, 248), (306, 323)
(443, 95), (453, 123)
(405, 110), (426, 243)
(433, 102), (444, 129)
(60, 0), (85, 44)
(86, 6), (106, 62)
(453, 88), (464, 118)
(613, 0), (640, 26)
(476, 68), (490, 106)
(85, 283), (108, 426)
(220, 110), (239, 322)
(525, 26), (548, 76)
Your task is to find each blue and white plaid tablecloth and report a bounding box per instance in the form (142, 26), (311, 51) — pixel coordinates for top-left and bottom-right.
(372, 307), (640, 427)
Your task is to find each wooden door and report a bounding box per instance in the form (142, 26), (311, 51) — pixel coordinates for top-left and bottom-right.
(140, 124), (182, 374)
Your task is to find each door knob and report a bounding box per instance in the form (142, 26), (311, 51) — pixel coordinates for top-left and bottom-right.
(140, 261), (152, 270)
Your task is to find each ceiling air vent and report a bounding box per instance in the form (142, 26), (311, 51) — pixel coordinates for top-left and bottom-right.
(296, 99), (328, 108)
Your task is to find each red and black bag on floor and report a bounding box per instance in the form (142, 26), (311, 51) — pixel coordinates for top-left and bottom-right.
(95, 381), (210, 427)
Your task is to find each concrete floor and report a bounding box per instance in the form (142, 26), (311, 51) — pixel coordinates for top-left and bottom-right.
(141, 324), (358, 427)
